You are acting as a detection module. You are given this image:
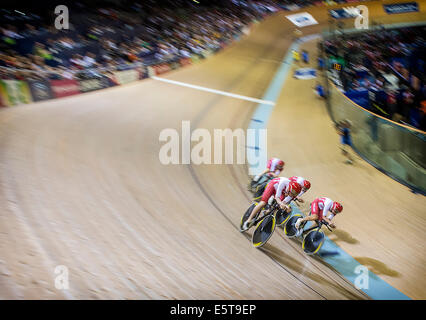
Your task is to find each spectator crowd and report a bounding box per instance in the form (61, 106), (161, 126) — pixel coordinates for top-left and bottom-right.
(0, 0), (378, 83)
(325, 26), (426, 131)
(0, 0), (283, 83)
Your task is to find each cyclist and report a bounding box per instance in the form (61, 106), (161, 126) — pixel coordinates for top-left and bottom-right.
(295, 197), (343, 235)
(251, 157), (285, 186)
(242, 177), (301, 231)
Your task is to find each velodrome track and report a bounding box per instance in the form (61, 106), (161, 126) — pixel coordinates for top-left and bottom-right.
(0, 1), (425, 299)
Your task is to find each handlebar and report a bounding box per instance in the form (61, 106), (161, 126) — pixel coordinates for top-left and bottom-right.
(272, 200), (291, 211)
(319, 220), (333, 232)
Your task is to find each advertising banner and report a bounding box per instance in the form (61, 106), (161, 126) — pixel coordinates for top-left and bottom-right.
(153, 64), (172, 75)
(324, 0), (338, 5)
(286, 12), (318, 27)
(190, 55), (202, 64)
(78, 78), (110, 93)
(384, 2), (418, 14)
(242, 26), (250, 36)
(201, 49), (213, 58)
(329, 8), (359, 19)
(113, 69), (140, 85)
(137, 66), (148, 80)
(179, 58), (192, 67)
(50, 79), (80, 98)
(0, 80), (33, 106)
(0, 81), (8, 107)
(147, 66), (155, 78)
(28, 79), (53, 101)
(169, 60), (181, 70)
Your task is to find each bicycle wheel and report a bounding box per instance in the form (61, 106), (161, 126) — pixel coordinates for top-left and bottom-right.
(248, 180), (256, 193)
(284, 214), (303, 238)
(302, 230), (325, 255)
(240, 203), (257, 232)
(252, 214), (276, 248)
(249, 174), (270, 193)
(252, 181), (269, 201)
(275, 209), (291, 227)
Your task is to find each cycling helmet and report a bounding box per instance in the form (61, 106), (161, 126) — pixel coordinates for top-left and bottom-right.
(303, 180), (311, 190)
(288, 181), (302, 197)
(332, 202), (343, 213)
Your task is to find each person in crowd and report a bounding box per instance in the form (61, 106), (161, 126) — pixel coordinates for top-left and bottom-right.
(302, 50), (309, 64)
(336, 119), (355, 165)
(292, 49), (300, 65)
(315, 82), (326, 99)
(318, 56), (325, 71)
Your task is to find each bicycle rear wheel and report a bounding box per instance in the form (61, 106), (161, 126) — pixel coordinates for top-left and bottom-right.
(252, 214), (276, 248)
(252, 180), (269, 201)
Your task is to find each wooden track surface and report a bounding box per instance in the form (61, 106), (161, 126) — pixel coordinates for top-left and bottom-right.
(0, 1), (425, 299)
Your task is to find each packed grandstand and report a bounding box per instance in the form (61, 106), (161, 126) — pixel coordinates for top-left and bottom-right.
(0, 0), (424, 131)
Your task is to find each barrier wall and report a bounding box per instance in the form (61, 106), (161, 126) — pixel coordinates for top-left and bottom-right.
(0, 56), (204, 107)
(327, 81), (426, 193)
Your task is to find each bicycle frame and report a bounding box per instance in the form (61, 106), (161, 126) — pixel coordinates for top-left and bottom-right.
(253, 200), (280, 224)
(300, 220), (331, 236)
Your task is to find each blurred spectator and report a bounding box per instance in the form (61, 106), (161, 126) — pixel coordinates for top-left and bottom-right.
(292, 49), (300, 64)
(318, 56), (325, 71)
(336, 119), (355, 165)
(315, 82), (326, 99)
(0, 0), (284, 83)
(302, 50), (309, 64)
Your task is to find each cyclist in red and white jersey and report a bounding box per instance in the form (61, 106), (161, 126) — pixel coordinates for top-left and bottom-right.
(295, 197), (343, 234)
(242, 177), (301, 231)
(252, 157), (285, 184)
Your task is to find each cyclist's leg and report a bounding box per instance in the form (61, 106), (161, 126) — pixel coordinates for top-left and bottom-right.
(296, 201), (318, 228)
(246, 200), (266, 224)
(244, 182), (275, 229)
(253, 168), (269, 183)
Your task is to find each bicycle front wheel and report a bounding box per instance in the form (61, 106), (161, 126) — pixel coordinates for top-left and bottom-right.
(302, 230), (325, 255)
(240, 203), (257, 232)
(252, 215), (276, 248)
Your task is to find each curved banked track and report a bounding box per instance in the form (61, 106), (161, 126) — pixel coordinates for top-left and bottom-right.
(0, 2), (425, 299)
